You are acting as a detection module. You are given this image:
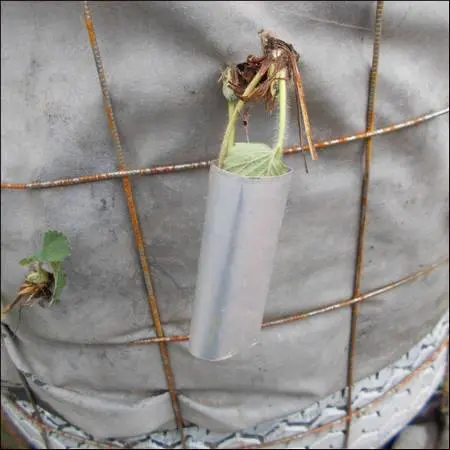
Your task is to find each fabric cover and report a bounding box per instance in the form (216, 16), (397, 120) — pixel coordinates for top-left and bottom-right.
(1, 0), (448, 439)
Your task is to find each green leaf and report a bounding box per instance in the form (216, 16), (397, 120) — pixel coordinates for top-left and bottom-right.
(49, 261), (65, 305)
(222, 142), (288, 177)
(38, 230), (71, 263)
(19, 256), (38, 266)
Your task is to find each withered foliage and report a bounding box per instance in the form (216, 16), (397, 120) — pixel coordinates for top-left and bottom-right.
(222, 31), (318, 161)
(1, 269), (54, 320)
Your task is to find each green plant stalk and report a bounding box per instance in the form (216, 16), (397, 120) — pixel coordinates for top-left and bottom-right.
(228, 100), (237, 148)
(266, 69), (287, 175)
(218, 66), (267, 168)
(273, 69), (287, 159)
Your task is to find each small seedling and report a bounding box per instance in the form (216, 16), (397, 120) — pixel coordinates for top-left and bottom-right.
(1, 230), (71, 320)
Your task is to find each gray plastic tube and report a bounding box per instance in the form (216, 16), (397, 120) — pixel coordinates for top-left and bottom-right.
(189, 162), (293, 361)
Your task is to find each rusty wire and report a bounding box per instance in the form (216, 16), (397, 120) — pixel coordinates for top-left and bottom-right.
(82, 2), (185, 446)
(0, 107), (447, 191)
(345, 1), (385, 447)
(127, 258), (447, 346)
(5, 336), (448, 450)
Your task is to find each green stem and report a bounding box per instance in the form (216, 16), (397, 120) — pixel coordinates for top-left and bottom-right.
(227, 100), (236, 148)
(273, 69), (287, 159)
(218, 66), (267, 168)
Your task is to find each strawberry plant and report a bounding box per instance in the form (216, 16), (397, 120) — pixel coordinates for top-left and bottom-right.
(216, 30), (317, 177)
(1, 230), (71, 320)
(218, 61), (289, 177)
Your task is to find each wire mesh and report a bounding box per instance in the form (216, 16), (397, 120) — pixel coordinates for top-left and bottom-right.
(0, 1), (448, 449)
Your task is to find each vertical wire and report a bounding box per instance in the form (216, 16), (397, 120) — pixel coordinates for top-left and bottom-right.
(82, 2), (186, 446)
(344, 2), (385, 447)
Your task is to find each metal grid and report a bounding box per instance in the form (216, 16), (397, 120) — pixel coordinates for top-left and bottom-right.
(1, 1), (449, 449)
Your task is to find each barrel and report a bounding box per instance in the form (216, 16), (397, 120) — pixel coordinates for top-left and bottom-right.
(1, 1), (448, 448)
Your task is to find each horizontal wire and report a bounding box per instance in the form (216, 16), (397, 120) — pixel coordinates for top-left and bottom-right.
(127, 258), (448, 346)
(1, 107), (448, 191)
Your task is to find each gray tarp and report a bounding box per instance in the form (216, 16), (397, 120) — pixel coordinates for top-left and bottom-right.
(1, 0), (449, 439)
